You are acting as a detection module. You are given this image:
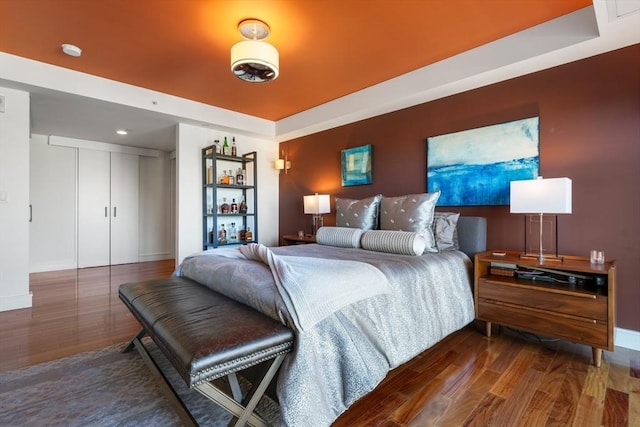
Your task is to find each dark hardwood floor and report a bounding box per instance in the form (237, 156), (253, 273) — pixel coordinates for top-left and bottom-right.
(1, 260), (637, 426)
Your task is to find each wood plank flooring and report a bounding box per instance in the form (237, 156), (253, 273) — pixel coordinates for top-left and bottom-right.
(1, 260), (637, 426)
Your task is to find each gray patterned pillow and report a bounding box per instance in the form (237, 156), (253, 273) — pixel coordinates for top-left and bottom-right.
(361, 230), (426, 256)
(379, 192), (441, 253)
(335, 194), (382, 230)
(316, 226), (364, 248)
(433, 211), (460, 251)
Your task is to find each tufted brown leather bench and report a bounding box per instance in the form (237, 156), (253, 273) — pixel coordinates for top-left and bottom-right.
(119, 276), (294, 427)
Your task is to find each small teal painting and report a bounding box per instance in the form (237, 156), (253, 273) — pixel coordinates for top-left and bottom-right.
(427, 117), (539, 206)
(342, 144), (373, 186)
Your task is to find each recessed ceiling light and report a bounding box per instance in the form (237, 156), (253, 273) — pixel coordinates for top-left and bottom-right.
(61, 44), (82, 57)
(116, 129), (128, 135)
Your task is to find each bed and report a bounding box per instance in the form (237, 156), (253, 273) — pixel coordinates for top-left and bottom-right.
(173, 197), (486, 426)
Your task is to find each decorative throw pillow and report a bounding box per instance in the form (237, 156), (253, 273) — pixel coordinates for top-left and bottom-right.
(335, 194), (382, 230)
(433, 212), (460, 251)
(360, 230), (426, 256)
(379, 191), (441, 253)
(316, 227), (364, 249)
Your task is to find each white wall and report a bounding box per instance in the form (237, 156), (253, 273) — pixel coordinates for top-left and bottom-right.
(0, 87), (32, 311)
(139, 152), (173, 261)
(176, 123), (279, 264)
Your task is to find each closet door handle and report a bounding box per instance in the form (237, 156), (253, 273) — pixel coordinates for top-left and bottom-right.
(29, 204), (32, 222)
(113, 206), (117, 218)
(105, 206), (108, 218)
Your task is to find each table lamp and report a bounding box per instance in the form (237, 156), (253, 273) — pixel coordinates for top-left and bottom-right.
(510, 177), (572, 263)
(303, 193), (330, 235)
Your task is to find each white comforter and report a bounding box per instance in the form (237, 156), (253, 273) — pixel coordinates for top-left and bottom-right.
(176, 244), (474, 427)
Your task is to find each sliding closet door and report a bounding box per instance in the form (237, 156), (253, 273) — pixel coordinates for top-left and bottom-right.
(110, 152), (139, 265)
(78, 149), (110, 268)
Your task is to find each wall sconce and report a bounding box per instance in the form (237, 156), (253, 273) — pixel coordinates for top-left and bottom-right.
(510, 177), (572, 263)
(303, 193), (330, 235)
(274, 152), (291, 174)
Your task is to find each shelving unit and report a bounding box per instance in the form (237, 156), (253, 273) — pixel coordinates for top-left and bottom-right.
(202, 147), (257, 249)
(474, 250), (615, 367)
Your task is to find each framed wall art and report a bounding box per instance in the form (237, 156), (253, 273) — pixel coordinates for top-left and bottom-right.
(341, 144), (373, 186)
(427, 117), (540, 206)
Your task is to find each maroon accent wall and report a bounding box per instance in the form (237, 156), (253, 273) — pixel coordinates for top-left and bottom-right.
(279, 44), (640, 332)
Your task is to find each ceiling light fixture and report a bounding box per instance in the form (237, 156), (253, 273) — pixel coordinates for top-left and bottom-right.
(61, 43), (82, 57)
(116, 129), (128, 135)
(230, 19), (279, 83)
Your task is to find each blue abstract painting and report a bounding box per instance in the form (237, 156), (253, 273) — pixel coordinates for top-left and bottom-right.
(427, 117), (539, 206)
(342, 144), (373, 186)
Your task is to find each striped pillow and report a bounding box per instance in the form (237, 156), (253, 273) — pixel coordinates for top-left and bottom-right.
(360, 230), (426, 256)
(316, 227), (364, 248)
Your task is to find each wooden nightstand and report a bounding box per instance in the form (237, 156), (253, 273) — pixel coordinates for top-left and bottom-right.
(281, 234), (317, 245)
(474, 250), (615, 367)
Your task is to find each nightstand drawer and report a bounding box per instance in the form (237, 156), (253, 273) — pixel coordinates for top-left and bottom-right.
(478, 300), (608, 348)
(478, 278), (607, 321)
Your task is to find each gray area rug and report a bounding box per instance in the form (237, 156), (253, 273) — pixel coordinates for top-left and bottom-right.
(0, 340), (282, 426)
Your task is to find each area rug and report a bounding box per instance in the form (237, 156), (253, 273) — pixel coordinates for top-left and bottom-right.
(0, 340), (283, 426)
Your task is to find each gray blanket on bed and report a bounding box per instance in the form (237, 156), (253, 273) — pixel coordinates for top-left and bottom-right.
(238, 243), (390, 331)
(177, 245), (474, 427)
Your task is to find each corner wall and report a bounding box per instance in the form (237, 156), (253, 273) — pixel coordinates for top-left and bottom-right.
(279, 44), (640, 333)
(0, 86), (31, 311)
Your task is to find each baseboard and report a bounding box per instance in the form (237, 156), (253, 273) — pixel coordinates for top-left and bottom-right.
(0, 291), (33, 312)
(138, 252), (173, 262)
(29, 261), (77, 273)
(615, 327), (640, 351)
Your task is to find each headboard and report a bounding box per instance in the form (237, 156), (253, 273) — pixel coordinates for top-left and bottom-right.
(457, 216), (487, 259)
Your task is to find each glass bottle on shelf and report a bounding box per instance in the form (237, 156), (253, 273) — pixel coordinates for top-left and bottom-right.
(208, 228), (214, 244)
(231, 137), (237, 157)
(230, 222), (237, 242)
(223, 137), (230, 155)
(214, 139), (221, 154)
(245, 227), (253, 242)
(239, 228), (246, 242)
(218, 224), (227, 244)
(239, 197), (247, 213)
(236, 168), (244, 185)
(231, 198), (238, 213)
(221, 197), (230, 214)
(229, 175), (235, 185)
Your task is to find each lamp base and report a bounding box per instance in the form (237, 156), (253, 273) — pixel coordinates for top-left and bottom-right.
(311, 214), (324, 236)
(519, 253), (565, 264)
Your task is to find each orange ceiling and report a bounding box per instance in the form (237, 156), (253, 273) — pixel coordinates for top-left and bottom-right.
(0, 0), (591, 121)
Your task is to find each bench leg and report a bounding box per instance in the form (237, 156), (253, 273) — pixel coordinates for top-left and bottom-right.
(122, 328), (146, 353)
(130, 333), (199, 427)
(195, 353), (287, 427)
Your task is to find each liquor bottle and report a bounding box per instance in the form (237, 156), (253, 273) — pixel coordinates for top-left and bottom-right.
(221, 170), (229, 185)
(231, 198), (238, 213)
(231, 137), (237, 157)
(214, 139), (221, 154)
(245, 227), (253, 242)
(208, 228), (214, 244)
(218, 224), (227, 244)
(230, 223), (237, 242)
(229, 175), (235, 185)
(239, 198), (247, 213)
(222, 137), (230, 155)
(221, 197), (230, 214)
(236, 168), (244, 185)
(239, 228), (246, 242)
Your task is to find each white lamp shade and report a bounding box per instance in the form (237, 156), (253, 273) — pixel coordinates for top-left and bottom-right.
(303, 194), (331, 214)
(510, 177), (572, 214)
(274, 159), (285, 170)
(231, 40), (279, 82)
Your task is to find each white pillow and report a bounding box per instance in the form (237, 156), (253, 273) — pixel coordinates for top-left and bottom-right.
(360, 230), (426, 256)
(316, 226), (364, 248)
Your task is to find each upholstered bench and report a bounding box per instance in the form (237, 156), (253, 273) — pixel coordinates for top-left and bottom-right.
(119, 276), (294, 427)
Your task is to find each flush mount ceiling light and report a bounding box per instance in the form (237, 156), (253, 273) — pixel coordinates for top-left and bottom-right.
(230, 19), (279, 83)
(61, 43), (82, 57)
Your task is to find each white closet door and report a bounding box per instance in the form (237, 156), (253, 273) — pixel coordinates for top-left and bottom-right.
(29, 137), (77, 272)
(110, 152), (139, 265)
(78, 149), (111, 268)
